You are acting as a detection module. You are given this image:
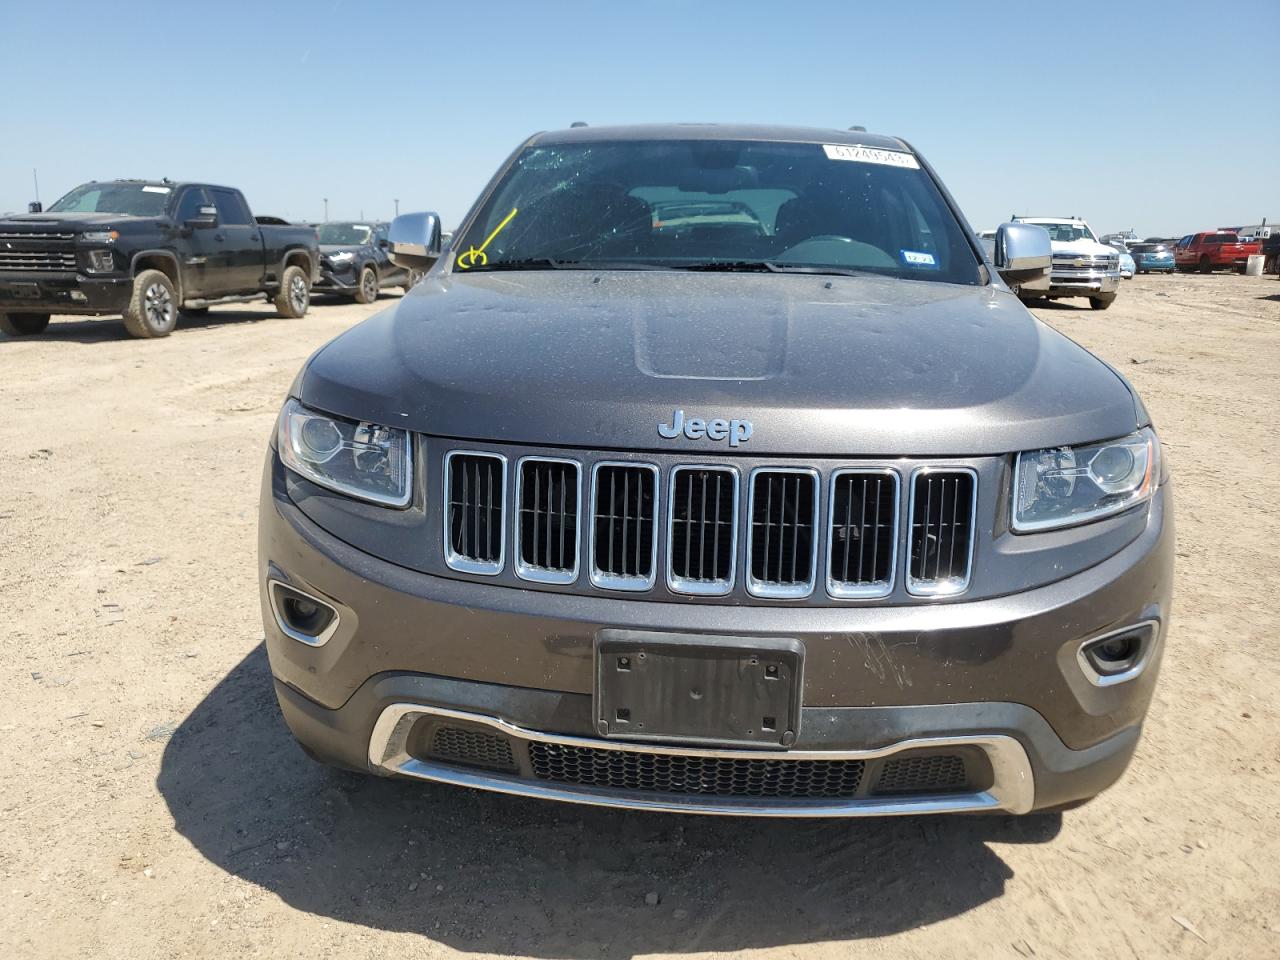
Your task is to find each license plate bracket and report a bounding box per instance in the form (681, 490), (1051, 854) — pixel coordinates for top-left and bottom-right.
(594, 630), (803, 747)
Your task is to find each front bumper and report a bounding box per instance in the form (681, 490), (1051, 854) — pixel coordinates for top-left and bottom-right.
(314, 262), (360, 292)
(0, 271), (132, 315)
(261, 455), (1173, 815)
(1046, 270), (1121, 296)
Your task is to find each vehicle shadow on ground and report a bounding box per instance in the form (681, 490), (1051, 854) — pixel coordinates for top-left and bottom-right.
(158, 646), (1060, 957)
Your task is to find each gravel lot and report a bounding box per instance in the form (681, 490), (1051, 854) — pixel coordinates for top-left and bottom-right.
(2, 276), (1278, 959)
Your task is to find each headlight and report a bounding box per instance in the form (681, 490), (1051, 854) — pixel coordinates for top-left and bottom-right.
(81, 230), (118, 243)
(326, 251), (354, 263)
(276, 398), (412, 507)
(1012, 427), (1159, 532)
(87, 249), (116, 273)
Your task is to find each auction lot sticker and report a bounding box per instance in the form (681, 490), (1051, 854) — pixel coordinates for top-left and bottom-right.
(823, 144), (920, 169)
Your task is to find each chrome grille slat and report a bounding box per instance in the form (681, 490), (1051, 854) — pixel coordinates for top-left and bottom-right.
(747, 468), (818, 599)
(907, 468), (977, 596)
(667, 466), (738, 595)
(590, 462), (658, 591)
(515, 457), (580, 584)
(443, 451), (506, 575)
(827, 469), (899, 598)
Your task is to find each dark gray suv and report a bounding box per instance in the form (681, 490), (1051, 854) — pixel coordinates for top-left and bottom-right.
(259, 125), (1173, 817)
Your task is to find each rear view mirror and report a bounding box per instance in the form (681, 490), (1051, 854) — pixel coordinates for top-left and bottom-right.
(388, 212), (443, 271)
(187, 205), (218, 229)
(993, 222), (1052, 294)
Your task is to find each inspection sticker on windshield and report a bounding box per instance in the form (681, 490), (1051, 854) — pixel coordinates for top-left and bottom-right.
(141, 185), (171, 193)
(901, 249), (938, 268)
(822, 144), (920, 169)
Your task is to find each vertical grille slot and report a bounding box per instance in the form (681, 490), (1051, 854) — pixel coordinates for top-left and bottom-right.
(516, 457), (580, 583)
(827, 470), (900, 598)
(667, 466), (738, 595)
(590, 463), (658, 591)
(907, 469), (977, 596)
(747, 469), (818, 598)
(443, 452), (506, 575)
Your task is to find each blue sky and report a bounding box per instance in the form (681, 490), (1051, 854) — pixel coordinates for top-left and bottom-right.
(3, 0), (1277, 235)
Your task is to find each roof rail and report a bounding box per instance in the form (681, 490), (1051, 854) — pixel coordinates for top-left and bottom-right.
(847, 125), (866, 132)
(569, 121), (588, 128)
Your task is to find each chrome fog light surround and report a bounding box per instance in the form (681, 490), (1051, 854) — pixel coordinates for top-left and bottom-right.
(267, 579), (341, 647)
(1076, 620), (1159, 687)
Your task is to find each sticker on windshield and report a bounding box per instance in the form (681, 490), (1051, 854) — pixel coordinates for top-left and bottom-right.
(141, 185), (171, 194)
(823, 144), (920, 169)
(901, 249), (938, 268)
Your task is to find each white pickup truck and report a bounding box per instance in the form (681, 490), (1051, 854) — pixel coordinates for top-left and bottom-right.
(1013, 216), (1121, 310)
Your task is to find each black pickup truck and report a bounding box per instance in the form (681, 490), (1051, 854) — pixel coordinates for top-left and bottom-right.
(0, 179), (319, 338)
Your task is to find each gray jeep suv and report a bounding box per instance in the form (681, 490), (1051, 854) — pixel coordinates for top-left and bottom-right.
(259, 125), (1173, 817)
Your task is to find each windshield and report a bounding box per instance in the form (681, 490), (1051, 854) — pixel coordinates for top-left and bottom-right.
(318, 222), (373, 245)
(1026, 222), (1096, 243)
(1130, 244), (1168, 254)
(47, 181), (172, 217)
(451, 139), (981, 285)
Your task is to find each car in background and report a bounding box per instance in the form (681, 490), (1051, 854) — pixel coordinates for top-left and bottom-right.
(1174, 232), (1262, 273)
(314, 221), (410, 303)
(1106, 242), (1136, 279)
(1012, 216), (1121, 309)
(1127, 242), (1176, 274)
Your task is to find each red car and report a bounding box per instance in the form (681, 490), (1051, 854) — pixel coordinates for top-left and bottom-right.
(1175, 232), (1261, 273)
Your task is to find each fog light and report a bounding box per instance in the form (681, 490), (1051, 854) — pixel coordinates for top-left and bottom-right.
(69, 290), (88, 302)
(268, 580), (340, 646)
(87, 250), (115, 273)
(1078, 621), (1158, 685)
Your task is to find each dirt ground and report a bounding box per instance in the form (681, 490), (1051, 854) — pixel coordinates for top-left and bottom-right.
(1, 275), (1278, 959)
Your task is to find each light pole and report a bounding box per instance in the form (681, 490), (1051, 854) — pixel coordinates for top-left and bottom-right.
(394, 198), (400, 217)
(323, 198), (329, 221)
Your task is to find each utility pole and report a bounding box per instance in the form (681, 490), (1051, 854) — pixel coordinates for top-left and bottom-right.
(32, 168), (40, 204)
(394, 198), (400, 216)
(323, 198), (329, 221)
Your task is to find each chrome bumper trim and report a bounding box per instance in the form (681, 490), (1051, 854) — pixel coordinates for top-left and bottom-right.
(367, 703), (1036, 817)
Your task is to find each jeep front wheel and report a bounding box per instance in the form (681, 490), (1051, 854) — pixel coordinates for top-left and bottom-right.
(0, 312), (51, 336)
(122, 270), (179, 338)
(354, 266), (378, 304)
(274, 265), (311, 318)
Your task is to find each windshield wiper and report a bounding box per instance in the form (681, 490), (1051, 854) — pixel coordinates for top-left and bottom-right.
(676, 260), (878, 278)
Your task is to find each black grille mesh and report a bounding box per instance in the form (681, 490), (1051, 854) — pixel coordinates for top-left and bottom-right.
(447, 454), (504, 565)
(592, 465), (656, 582)
(529, 742), (865, 798)
(749, 471), (816, 587)
(428, 726), (517, 772)
(908, 471), (975, 587)
(829, 472), (897, 589)
(670, 468), (736, 585)
(518, 459), (578, 574)
(874, 754), (968, 794)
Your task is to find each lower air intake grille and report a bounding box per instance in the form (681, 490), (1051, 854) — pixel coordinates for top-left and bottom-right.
(828, 470), (899, 597)
(516, 458), (579, 582)
(669, 467), (738, 593)
(428, 725), (517, 772)
(529, 742), (865, 799)
(873, 754), (968, 794)
(908, 470), (976, 595)
(748, 470), (818, 597)
(591, 464), (657, 590)
(445, 452), (505, 573)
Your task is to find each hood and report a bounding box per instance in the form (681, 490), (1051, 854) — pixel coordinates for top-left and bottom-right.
(298, 271), (1140, 457)
(1049, 237), (1114, 257)
(0, 211), (150, 231)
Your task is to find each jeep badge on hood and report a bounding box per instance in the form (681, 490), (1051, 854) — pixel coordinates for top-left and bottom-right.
(658, 409), (752, 446)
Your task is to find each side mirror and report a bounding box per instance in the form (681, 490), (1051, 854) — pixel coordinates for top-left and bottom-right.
(28, 201), (43, 214)
(186, 205), (218, 229)
(388, 212), (443, 271)
(993, 222), (1052, 294)
(377, 237), (390, 249)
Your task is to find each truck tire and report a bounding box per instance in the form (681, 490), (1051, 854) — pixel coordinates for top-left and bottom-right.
(404, 269), (424, 293)
(1198, 255), (1212, 274)
(274, 265), (311, 318)
(1089, 294), (1116, 311)
(0, 312), (51, 336)
(122, 270), (179, 338)
(354, 266), (378, 304)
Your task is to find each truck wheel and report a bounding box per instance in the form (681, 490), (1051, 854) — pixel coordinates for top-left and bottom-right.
(404, 269), (424, 293)
(354, 266), (378, 304)
(0, 312), (51, 336)
(274, 265), (311, 318)
(1089, 294), (1116, 311)
(1198, 255), (1212, 274)
(122, 270), (179, 338)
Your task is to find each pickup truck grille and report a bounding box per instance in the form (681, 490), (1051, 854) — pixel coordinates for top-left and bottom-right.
(1051, 253), (1116, 270)
(0, 233), (77, 272)
(435, 446), (981, 603)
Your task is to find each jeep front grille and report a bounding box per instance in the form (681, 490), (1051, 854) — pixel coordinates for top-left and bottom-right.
(443, 451), (506, 574)
(746, 469), (818, 598)
(907, 469), (977, 596)
(668, 466), (738, 594)
(827, 469), (899, 598)
(515, 457), (580, 583)
(590, 463), (658, 591)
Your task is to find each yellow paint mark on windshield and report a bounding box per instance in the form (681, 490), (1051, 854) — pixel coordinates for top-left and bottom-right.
(456, 207), (518, 270)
